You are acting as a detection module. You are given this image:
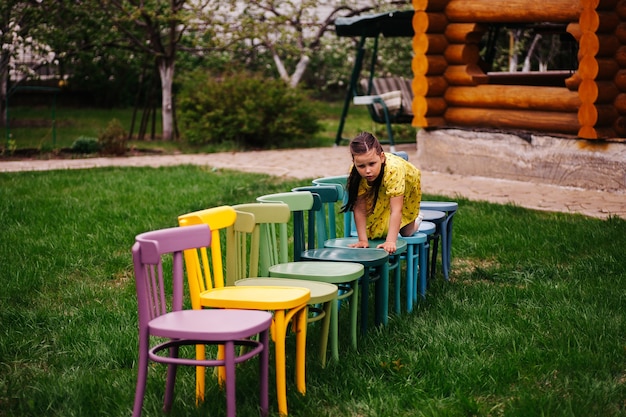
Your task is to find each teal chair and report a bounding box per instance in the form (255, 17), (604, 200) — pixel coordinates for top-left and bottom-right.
(304, 182), (414, 315)
(311, 175), (350, 237)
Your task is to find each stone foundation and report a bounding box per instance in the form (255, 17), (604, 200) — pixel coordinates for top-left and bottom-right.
(415, 128), (626, 192)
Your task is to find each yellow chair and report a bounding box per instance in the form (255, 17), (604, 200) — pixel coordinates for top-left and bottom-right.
(178, 206), (310, 416)
(233, 201), (363, 364)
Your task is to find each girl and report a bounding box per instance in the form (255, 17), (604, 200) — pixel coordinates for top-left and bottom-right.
(341, 132), (422, 254)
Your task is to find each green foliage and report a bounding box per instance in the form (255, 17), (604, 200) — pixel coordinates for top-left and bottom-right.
(98, 119), (127, 155)
(177, 71), (321, 149)
(70, 136), (100, 154)
(5, 139), (17, 155)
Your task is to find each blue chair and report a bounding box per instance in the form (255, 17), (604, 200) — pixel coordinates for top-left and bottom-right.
(420, 201), (459, 281)
(418, 220), (437, 287)
(420, 209), (446, 281)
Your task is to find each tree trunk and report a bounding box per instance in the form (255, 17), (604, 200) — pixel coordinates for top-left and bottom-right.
(0, 50), (9, 127)
(157, 58), (175, 141)
(290, 55), (310, 88)
(272, 52), (290, 84)
(522, 34), (542, 72)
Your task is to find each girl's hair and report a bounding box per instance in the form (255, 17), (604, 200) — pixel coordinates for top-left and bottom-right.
(341, 132), (385, 213)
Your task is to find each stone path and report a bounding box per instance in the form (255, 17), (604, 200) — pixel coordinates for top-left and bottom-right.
(2, 144), (624, 219)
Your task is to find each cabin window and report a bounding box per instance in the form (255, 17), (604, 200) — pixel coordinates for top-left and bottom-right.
(479, 23), (578, 86)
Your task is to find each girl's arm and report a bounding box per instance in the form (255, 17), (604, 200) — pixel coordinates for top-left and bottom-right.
(377, 195), (403, 253)
(348, 195), (370, 248)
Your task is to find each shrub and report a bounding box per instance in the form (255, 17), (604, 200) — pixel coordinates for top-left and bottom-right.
(177, 71), (321, 149)
(71, 136), (100, 154)
(98, 119), (127, 155)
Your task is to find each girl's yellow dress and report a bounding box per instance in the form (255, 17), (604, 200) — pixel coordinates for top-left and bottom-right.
(357, 152), (421, 239)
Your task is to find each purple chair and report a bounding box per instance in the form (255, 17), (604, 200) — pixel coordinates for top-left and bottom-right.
(132, 224), (272, 417)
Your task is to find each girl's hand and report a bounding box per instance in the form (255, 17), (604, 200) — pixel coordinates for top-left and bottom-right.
(348, 240), (370, 248)
(377, 240), (396, 254)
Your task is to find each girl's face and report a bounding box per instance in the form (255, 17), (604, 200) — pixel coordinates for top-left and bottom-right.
(353, 149), (385, 184)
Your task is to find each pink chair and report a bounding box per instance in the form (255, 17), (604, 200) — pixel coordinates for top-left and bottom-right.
(132, 224), (272, 417)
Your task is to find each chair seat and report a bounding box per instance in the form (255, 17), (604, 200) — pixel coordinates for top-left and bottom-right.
(420, 201), (458, 212)
(200, 286), (311, 310)
(420, 209), (446, 224)
(234, 278), (338, 305)
(419, 221), (436, 235)
(268, 261), (364, 284)
(325, 237), (408, 254)
(150, 309), (273, 342)
(302, 247), (388, 266)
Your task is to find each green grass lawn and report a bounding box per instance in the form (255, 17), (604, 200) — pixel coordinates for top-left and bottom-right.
(1, 166), (624, 416)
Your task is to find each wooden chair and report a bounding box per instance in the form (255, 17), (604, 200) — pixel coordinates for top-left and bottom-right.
(232, 201), (362, 364)
(178, 207), (310, 416)
(131, 224), (272, 417)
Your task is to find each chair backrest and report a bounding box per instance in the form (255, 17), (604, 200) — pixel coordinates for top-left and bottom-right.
(132, 224), (212, 328)
(292, 185), (340, 245)
(177, 206), (237, 309)
(224, 209), (257, 285)
(231, 203), (291, 278)
(312, 175), (351, 237)
(256, 191), (315, 262)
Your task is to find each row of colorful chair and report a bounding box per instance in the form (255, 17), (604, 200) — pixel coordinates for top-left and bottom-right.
(131, 174), (457, 416)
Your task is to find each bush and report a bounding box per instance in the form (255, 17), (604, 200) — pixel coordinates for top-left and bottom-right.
(70, 136), (100, 154)
(98, 119), (127, 155)
(177, 71), (321, 149)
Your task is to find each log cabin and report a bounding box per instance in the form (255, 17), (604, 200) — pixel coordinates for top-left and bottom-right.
(412, 0), (626, 139)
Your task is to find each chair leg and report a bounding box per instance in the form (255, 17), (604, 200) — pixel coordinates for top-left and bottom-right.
(419, 243), (428, 299)
(405, 248), (415, 313)
(273, 311), (288, 416)
(224, 341), (237, 417)
(319, 301), (333, 367)
(259, 329), (270, 417)
(350, 282), (359, 350)
(163, 345), (179, 413)
(360, 270), (369, 335)
(392, 254), (401, 315)
(195, 344), (207, 404)
(430, 235), (439, 281)
(132, 340), (149, 417)
(330, 298), (339, 362)
(295, 307), (308, 395)
(375, 263), (390, 327)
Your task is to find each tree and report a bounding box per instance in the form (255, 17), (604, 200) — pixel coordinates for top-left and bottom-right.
(208, 1), (408, 88)
(0, 0), (50, 127)
(97, 0), (205, 141)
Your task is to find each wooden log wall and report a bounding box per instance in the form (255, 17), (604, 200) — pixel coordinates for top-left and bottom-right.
(411, 0), (626, 138)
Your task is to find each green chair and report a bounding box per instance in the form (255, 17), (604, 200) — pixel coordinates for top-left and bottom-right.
(229, 203), (362, 366)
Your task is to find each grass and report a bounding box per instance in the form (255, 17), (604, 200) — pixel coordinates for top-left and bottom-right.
(0, 166), (625, 416)
(3, 99), (418, 154)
